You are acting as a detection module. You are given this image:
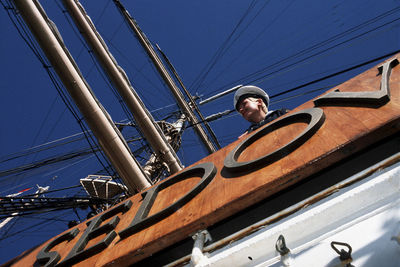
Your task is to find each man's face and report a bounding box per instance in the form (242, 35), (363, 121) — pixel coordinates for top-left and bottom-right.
(238, 98), (262, 123)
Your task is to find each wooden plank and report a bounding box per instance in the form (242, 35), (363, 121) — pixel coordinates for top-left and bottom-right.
(9, 56), (400, 267)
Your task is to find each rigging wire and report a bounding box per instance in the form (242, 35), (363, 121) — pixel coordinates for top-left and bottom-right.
(3, 1), (111, 176)
(272, 86), (332, 105)
(2, 0), (114, 179)
(43, 107), (68, 146)
(269, 49), (400, 99)
(0, 210), (74, 242)
(12, 214), (72, 223)
(200, 5), (400, 98)
(219, 10), (400, 91)
(0, 214), (19, 240)
(189, 0), (259, 93)
(251, 18), (400, 87)
(187, 49), (400, 129)
(112, 10), (175, 115)
(197, 85), (332, 145)
(1, 2), (61, 164)
(25, 96), (60, 165)
(203, 0), (295, 91)
(105, 38), (174, 109)
(0, 99), (182, 166)
(111, 0), (177, 110)
(1, 0), (399, 259)
(0, 119), (149, 179)
(0, 131), (88, 164)
(0, 150), (92, 178)
(0, 132), (146, 188)
(22, 184), (82, 197)
(1, 46), (396, 183)
(55, 2), (140, 180)
(194, 0), (272, 93)
(1, 47), (393, 177)
(0, 155), (94, 197)
(1, 1), (90, 191)
(57, 2), (136, 129)
(58, 0), (175, 162)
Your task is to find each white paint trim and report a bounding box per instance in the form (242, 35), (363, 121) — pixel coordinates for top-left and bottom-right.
(179, 155), (400, 267)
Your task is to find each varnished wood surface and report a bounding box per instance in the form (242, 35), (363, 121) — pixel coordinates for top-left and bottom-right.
(7, 56), (400, 267)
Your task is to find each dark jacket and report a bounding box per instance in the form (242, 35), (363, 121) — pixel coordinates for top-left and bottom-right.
(246, 108), (289, 133)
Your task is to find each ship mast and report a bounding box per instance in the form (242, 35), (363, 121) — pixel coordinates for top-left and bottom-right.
(12, 0), (151, 193)
(113, 0), (218, 154)
(61, 0), (183, 175)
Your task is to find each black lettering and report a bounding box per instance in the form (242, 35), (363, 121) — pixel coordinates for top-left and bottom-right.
(58, 200), (132, 266)
(314, 58), (398, 107)
(118, 162), (216, 239)
(36, 228), (79, 267)
(224, 108), (325, 173)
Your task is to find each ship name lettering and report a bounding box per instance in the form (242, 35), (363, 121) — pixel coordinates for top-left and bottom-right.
(35, 58), (396, 265)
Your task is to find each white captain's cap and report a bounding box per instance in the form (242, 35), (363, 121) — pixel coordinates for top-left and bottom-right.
(233, 85), (270, 111)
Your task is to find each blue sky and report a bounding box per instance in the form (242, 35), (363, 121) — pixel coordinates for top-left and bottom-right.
(0, 0), (399, 263)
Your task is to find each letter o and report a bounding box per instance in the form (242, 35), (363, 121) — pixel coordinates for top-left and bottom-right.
(224, 108), (325, 173)
(119, 162), (217, 239)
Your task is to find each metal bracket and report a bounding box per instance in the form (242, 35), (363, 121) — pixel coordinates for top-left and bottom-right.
(276, 234), (290, 256)
(275, 234), (292, 266)
(331, 241), (354, 267)
(190, 230), (212, 266)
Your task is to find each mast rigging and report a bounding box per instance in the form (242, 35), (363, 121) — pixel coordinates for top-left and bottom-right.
(156, 44), (221, 149)
(12, 0), (151, 193)
(113, 0), (218, 154)
(62, 0), (183, 177)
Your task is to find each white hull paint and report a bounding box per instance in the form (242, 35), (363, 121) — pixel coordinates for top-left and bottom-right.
(175, 153), (400, 267)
